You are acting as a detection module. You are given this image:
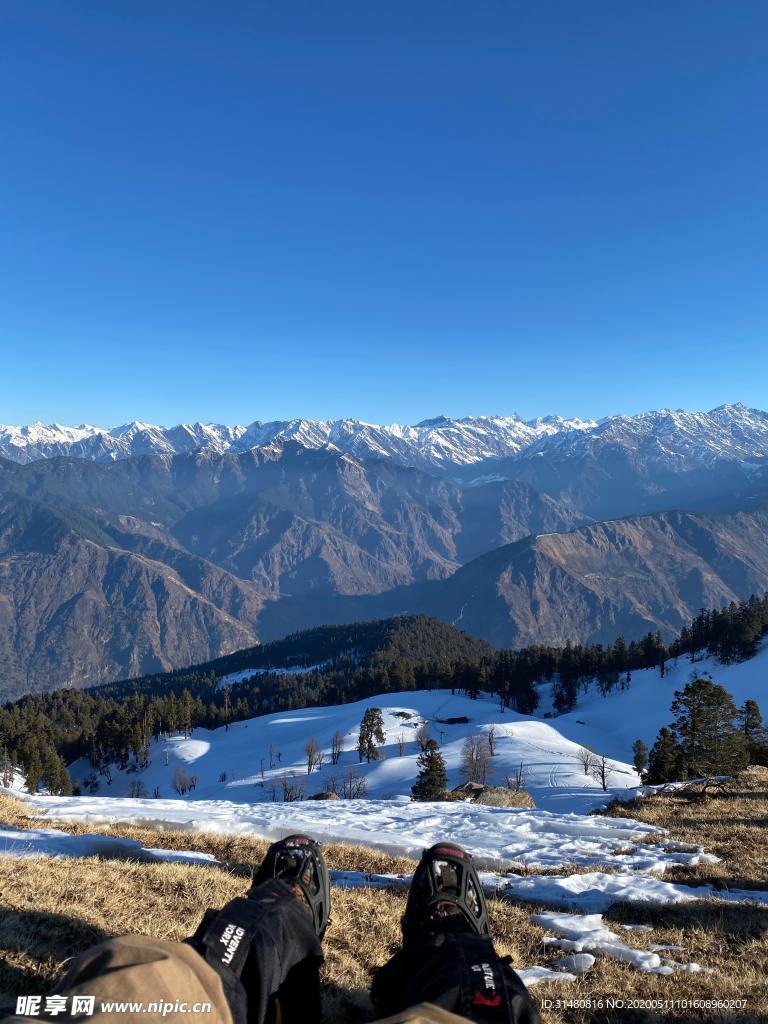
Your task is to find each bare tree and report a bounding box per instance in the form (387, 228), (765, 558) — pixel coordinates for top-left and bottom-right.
(152, 786), (161, 799)
(487, 724), (497, 756)
(280, 773), (307, 802)
(396, 733), (407, 756)
(128, 780), (148, 799)
(505, 762), (527, 793)
(305, 737), (322, 774)
(189, 773), (199, 792)
(218, 771), (227, 784)
(460, 734), (493, 785)
(415, 723), (431, 751)
(330, 730), (344, 766)
(577, 746), (598, 777)
(339, 766), (368, 799)
(590, 754), (612, 792)
(172, 766), (190, 795)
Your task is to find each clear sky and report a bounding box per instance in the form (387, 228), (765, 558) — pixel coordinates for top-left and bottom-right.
(1, 1), (767, 427)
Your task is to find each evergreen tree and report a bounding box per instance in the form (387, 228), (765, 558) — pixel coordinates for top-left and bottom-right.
(632, 739), (649, 776)
(357, 707), (385, 763)
(1, 746), (12, 789)
(25, 753), (42, 794)
(671, 678), (748, 777)
(739, 699), (768, 765)
(411, 739), (448, 801)
(645, 727), (683, 784)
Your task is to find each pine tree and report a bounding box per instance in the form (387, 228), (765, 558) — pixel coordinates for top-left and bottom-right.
(632, 739), (649, 776)
(25, 753), (42, 795)
(671, 678), (748, 777)
(54, 758), (73, 796)
(411, 740), (448, 801)
(1, 746), (13, 789)
(357, 708), (385, 763)
(645, 727), (683, 784)
(739, 699), (768, 765)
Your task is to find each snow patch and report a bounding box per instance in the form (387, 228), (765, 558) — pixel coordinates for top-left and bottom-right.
(0, 824), (219, 866)
(532, 912), (712, 975)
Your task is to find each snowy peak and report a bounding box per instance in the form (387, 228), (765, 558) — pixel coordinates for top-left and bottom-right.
(1, 406), (767, 472)
(533, 405), (768, 467)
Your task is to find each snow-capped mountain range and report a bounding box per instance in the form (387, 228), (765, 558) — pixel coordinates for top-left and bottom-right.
(3, 404), (767, 472)
(0, 413), (592, 467)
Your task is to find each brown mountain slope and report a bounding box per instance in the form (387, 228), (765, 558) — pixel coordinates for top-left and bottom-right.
(0, 444), (585, 598)
(0, 449), (584, 696)
(0, 498), (265, 697)
(256, 506), (768, 648)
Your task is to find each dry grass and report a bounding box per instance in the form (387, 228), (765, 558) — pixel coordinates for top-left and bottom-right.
(603, 771), (768, 890)
(0, 778), (766, 1023)
(443, 787), (536, 809)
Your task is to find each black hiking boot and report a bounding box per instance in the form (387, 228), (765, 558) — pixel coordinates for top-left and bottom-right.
(401, 841), (491, 947)
(252, 834), (331, 938)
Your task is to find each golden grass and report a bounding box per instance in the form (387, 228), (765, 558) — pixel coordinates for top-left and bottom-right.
(603, 771), (768, 889)
(0, 775), (765, 1023)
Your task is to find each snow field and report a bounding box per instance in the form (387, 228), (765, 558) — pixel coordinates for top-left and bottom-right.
(68, 689), (644, 814)
(26, 792), (699, 872)
(0, 824), (218, 866)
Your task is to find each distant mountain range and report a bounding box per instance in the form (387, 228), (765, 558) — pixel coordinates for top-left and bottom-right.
(0, 413), (593, 466)
(1, 404), (768, 698)
(4, 404), (768, 474)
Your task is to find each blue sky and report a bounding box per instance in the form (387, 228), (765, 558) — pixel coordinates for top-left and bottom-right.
(1, 1), (767, 427)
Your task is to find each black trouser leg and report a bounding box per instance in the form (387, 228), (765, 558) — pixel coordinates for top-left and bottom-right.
(371, 927), (539, 1024)
(188, 879), (323, 1024)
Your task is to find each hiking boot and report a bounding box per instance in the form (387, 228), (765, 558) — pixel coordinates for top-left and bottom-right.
(401, 841), (490, 946)
(252, 834), (331, 938)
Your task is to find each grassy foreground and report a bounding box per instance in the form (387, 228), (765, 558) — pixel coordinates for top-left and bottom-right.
(0, 772), (765, 1024)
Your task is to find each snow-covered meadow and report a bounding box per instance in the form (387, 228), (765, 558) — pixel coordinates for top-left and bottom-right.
(53, 639), (767, 818)
(67, 687), (642, 814)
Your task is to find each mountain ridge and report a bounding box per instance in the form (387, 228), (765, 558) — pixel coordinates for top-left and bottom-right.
(4, 404), (767, 473)
(253, 503), (768, 649)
